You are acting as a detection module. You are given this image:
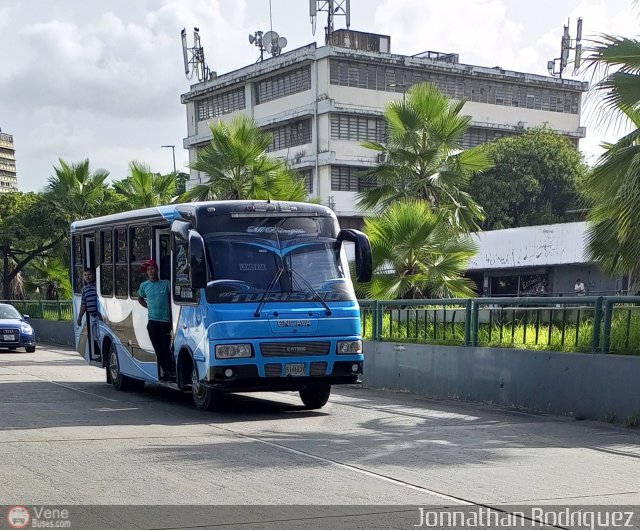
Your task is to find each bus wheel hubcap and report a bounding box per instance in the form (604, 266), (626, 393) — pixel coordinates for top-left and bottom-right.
(192, 367), (202, 396)
(109, 349), (118, 380)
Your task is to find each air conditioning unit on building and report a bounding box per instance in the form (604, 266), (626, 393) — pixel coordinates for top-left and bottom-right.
(377, 152), (387, 163)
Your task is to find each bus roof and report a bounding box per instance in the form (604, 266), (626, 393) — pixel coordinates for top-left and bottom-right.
(70, 200), (335, 232)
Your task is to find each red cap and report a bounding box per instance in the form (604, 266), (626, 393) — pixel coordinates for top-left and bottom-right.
(141, 259), (158, 271)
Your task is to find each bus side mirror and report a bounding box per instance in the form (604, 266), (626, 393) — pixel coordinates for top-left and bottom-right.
(188, 230), (208, 289)
(337, 229), (372, 283)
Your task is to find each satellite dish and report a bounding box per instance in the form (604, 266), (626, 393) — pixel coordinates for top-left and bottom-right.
(277, 37), (288, 50)
(263, 30), (278, 53)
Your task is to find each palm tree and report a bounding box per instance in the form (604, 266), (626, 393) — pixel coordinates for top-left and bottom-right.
(23, 257), (72, 300)
(45, 158), (110, 223)
(184, 115), (308, 202)
(358, 82), (492, 231)
(113, 161), (178, 208)
(583, 36), (640, 281)
(363, 200), (478, 299)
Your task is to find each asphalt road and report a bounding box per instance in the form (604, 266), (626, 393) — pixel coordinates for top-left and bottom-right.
(1, 345), (640, 529)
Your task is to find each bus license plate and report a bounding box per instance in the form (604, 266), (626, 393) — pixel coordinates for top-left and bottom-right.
(3, 334), (15, 342)
(285, 363), (306, 377)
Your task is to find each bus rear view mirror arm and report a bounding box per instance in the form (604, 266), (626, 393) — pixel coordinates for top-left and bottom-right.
(337, 229), (373, 283)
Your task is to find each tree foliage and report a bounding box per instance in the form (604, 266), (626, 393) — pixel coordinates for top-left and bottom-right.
(113, 161), (178, 208)
(185, 115), (308, 202)
(581, 35), (640, 279)
(0, 192), (62, 299)
(362, 200), (478, 299)
(467, 127), (588, 230)
(358, 82), (492, 231)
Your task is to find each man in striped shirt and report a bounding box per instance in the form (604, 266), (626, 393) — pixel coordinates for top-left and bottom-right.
(77, 268), (101, 360)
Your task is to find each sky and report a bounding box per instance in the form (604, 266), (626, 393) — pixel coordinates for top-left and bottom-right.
(0, 0), (638, 192)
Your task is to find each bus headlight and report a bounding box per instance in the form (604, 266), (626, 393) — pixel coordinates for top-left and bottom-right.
(215, 344), (253, 359)
(337, 340), (362, 354)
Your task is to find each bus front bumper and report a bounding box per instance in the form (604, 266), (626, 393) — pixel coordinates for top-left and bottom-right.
(204, 361), (362, 392)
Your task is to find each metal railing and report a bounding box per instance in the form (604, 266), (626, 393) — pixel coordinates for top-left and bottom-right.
(361, 296), (640, 355)
(4, 296), (640, 354)
(1, 300), (73, 321)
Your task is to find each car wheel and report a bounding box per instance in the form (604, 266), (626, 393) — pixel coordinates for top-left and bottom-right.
(108, 342), (145, 391)
(299, 384), (331, 409)
(191, 363), (218, 411)
(25, 346), (35, 353)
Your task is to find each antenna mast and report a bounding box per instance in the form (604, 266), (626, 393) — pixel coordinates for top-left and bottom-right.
(547, 17), (583, 79)
(180, 27), (215, 82)
(309, 0), (351, 44)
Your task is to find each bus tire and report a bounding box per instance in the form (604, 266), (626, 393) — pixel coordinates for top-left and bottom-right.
(108, 342), (145, 392)
(299, 383), (331, 409)
(191, 364), (217, 411)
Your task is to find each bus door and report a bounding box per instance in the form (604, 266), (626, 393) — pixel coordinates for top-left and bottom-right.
(81, 233), (100, 361)
(154, 228), (171, 281)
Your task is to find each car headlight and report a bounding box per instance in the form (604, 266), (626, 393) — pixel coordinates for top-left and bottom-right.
(21, 324), (34, 335)
(215, 343), (253, 359)
(337, 340), (362, 354)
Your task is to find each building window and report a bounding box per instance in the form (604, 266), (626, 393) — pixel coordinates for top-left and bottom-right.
(330, 166), (375, 192)
(196, 87), (245, 121)
(461, 127), (520, 149)
(255, 66), (311, 105)
(299, 168), (313, 193)
(264, 119), (312, 152)
(329, 59), (581, 114)
(330, 114), (387, 143)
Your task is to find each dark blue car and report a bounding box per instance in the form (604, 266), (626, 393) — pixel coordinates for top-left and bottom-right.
(0, 303), (36, 353)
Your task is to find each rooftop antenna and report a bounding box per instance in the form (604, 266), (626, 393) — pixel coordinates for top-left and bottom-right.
(547, 17), (583, 79)
(249, 0), (288, 60)
(310, 0), (350, 44)
(180, 27), (215, 82)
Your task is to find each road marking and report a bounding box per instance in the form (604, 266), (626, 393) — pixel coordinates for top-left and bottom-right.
(0, 364), (118, 402)
(210, 423), (470, 504)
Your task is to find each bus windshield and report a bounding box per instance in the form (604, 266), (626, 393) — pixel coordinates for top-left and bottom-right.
(203, 215), (355, 303)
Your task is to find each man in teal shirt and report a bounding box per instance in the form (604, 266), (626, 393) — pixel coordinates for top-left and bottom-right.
(137, 259), (173, 381)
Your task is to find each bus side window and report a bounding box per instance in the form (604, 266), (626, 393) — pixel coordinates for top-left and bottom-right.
(72, 235), (83, 294)
(100, 229), (114, 296)
(114, 227), (128, 298)
(172, 234), (199, 304)
(129, 225), (151, 298)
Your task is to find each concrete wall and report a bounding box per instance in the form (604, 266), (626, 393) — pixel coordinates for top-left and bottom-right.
(31, 319), (74, 348)
(363, 341), (640, 424)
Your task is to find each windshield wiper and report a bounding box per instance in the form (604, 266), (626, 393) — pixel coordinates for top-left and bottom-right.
(287, 266), (332, 316)
(254, 266), (284, 318)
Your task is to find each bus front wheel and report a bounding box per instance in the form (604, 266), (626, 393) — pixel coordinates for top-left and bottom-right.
(191, 365), (217, 411)
(299, 384), (331, 409)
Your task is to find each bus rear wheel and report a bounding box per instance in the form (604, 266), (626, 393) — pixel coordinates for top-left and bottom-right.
(299, 383), (331, 409)
(191, 365), (218, 411)
(108, 342), (145, 392)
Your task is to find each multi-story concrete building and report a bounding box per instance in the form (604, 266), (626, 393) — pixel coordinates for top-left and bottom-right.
(0, 128), (18, 193)
(181, 30), (587, 226)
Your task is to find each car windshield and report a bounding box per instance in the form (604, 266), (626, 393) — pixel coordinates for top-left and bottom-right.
(0, 304), (21, 319)
(204, 216), (355, 303)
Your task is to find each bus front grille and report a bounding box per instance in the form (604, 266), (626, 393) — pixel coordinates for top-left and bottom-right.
(260, 341), (330, 357)
(310, 362), (327, 376)
(264, 363), (282, 377)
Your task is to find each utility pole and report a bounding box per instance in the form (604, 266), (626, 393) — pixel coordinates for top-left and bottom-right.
(161, 145), (176, 173)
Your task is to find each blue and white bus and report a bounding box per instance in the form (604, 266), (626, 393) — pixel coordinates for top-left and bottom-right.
(71, 200), (372, 410)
